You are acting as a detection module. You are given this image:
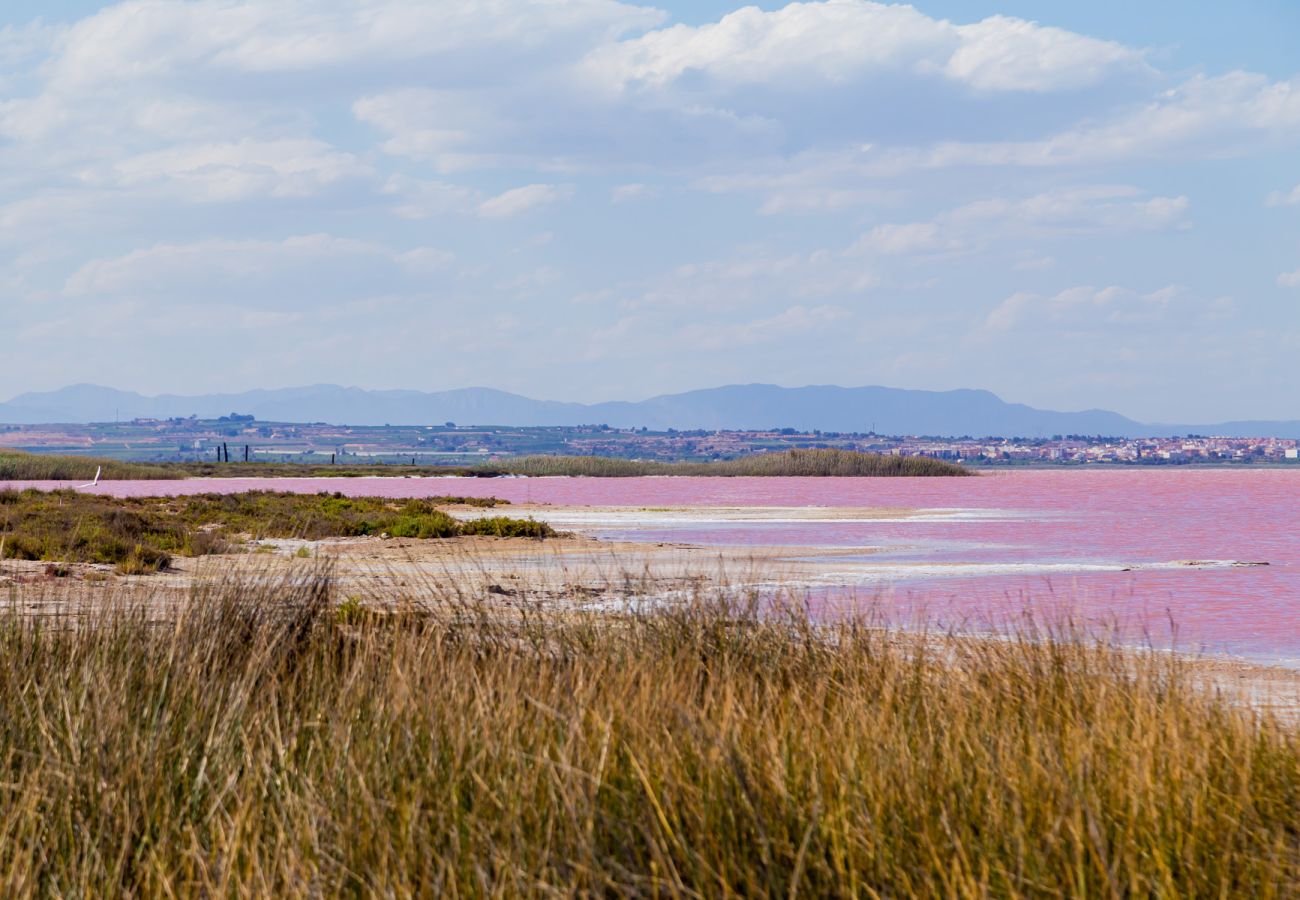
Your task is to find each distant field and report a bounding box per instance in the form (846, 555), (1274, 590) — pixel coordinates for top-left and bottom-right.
(2, 448), (971, 479)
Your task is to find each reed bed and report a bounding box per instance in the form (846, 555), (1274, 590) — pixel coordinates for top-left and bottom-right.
(0, 566), (1293, 896)
(495, 448), (971, 477)
(0, 449), (177, 481)
(3, 448), (969, 480)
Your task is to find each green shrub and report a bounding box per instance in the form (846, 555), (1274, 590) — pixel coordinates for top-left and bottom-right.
(459, 516), (554, 538)
(386, 512), (460, 539)
(0, 490), (550, 572)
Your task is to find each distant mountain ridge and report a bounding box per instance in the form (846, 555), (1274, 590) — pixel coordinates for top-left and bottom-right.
(2, 383), (1298, 439)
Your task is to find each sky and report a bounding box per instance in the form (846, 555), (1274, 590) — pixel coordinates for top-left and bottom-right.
(1, 1), (1298, 423)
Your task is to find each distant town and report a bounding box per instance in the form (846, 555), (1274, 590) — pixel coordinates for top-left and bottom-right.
(1, 416), (1297, 467)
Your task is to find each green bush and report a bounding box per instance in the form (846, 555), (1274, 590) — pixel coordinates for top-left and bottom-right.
(0, 490), (550, 572)
(459, 516), (553, 538)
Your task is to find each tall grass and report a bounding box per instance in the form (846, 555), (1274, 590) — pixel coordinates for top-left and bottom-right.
(0, 449), (178, 481)
(498, 448), (972, 477)
(3, 448), (969, 480)
(0, 569), (1293, 895)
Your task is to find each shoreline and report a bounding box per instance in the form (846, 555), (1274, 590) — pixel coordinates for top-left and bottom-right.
(4, 528), (1298, 716)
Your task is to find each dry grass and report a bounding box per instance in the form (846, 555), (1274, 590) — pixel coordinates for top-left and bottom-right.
(3, 448), (969, 480)
(0, 449), (177, 481)
(0, 565), (1294, 896)
(495, 448), (972, 477)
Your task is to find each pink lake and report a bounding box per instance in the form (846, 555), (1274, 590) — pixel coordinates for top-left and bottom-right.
(6, 469), (1298, 664)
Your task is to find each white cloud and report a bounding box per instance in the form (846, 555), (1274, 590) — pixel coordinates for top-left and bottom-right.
(946, 16), (1145, 93)
(982, 284), (1183, 332)
(584, 2), (1144, 94)
(382, 175), (480, 219)
(38, 0), (662, 87)
(844, 186), (1187, 262)
(851, 222), (951, 256)
(895, 72), (1300, 172)
(947, 186), (1190, 234)
(1279, 269), (1300, 288)
(1267, 185), (1300, 207)
(100, 139), (370, 201)
(611, 183), (660, 203)
(64, 234), (452, 306)
(477, 184), (573, 218)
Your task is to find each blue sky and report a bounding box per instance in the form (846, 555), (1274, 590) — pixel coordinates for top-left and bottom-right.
(1, 1), (1297, 422)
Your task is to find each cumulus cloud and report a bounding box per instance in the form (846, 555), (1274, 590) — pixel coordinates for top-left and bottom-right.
(1279, 269), (1300, 288)
(584, 2), (1145, 94)
(478, 184), (574, 218)
(945, 15), (1145, 92)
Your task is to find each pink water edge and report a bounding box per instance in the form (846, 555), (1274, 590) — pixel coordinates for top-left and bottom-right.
(6, 469), (1298, 665)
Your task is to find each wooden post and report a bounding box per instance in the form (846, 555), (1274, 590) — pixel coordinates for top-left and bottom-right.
(331, 453), (336, 465)
(222, 442), (229, 463)
(245, 445), (250, 463)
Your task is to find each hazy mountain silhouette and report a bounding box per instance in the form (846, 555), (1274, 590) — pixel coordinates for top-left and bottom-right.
(2, 383), (1298, 438)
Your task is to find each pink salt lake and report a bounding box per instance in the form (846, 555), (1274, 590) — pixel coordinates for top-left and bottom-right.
(8, 469), (1298, 665)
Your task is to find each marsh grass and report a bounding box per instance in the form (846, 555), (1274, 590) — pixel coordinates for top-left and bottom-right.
(0, 564), (1294, 895)
(0, 449), (177, 481)
(0, 490), (548, 572)
(6, 448), (969, 479)
(494, 448), (972, 477)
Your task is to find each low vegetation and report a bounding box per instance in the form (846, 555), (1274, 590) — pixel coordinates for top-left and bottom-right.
(157, 460), (489, 478)
(495, 448), (972, 477)
(0, 571), (1293, 894)
(0, 449), (178, 481)
(2, 448), (970, 480)
(0, 490), (550, 573)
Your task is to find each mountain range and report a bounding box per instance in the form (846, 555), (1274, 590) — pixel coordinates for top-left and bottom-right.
(1, 383), (1297, 438)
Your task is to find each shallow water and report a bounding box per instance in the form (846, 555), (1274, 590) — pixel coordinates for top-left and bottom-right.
(6, 469), (1298, 663)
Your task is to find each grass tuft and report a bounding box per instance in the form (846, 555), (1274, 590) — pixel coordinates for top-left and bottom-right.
(0, 573), (1292, 894)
